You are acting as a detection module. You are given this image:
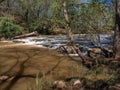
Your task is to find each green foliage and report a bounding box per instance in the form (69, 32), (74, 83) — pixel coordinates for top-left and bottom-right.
(0, 0), (114, 34)
(79, 1), (114, 33)
(13, 0), (77, 34)
(30, 19), (53, 35)
(0, 16), (23, 39)
(107, 77), (117, 85)
(30, 17), (66, 35)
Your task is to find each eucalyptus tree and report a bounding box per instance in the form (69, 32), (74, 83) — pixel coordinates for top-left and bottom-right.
(0, 0), (79, 36)
(78, 1), (114, 46)
(51, 0), (77, 43)
(29, 0), (77, 36)
(79, 1), (114, 34)
(114, 0), (120, 58)
(5, 0), (52, 34)
(63, 1), (74, 44)
(14, 0), (46, 31)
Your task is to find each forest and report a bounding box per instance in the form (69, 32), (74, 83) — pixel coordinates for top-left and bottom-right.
(0, 0), (120, 90)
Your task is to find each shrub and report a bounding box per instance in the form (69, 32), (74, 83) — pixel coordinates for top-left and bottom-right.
(0, 16), (23, 39)
(29, 18), (66, 35)
(29, 20), (53, 35)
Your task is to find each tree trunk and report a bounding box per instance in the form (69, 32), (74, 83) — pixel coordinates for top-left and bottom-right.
(114, 0), (120, 58)
(25, 9), (30, 32)
(62, 1), (74, 45)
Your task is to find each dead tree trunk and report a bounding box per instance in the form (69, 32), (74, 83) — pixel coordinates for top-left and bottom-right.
(62, 1), (74, 45)
(114, 0), (120, 58)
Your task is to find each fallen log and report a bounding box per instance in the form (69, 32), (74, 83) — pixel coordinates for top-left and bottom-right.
(58, 45), (92, 67)
(14, 31), (38, 39)
(58, 45), (120, 68)
(73, 45), (93, 66)
(87, 47), (114, 58)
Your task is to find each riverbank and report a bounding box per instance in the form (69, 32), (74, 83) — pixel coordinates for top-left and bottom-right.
(0, 41), (118, 90)
(0, 43), (88, 90)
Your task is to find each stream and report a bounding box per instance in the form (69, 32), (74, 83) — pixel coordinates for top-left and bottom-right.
(12, 34), (113, 55)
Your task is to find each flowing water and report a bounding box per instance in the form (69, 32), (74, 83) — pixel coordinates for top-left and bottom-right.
(12, 34), (113, 55)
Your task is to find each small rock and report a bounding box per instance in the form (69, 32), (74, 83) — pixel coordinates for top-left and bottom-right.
(72, 79), (83, 90)
(73, 80), (81, 86)
(53, 80), (67, 89)
(0, 76), (9, 81)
